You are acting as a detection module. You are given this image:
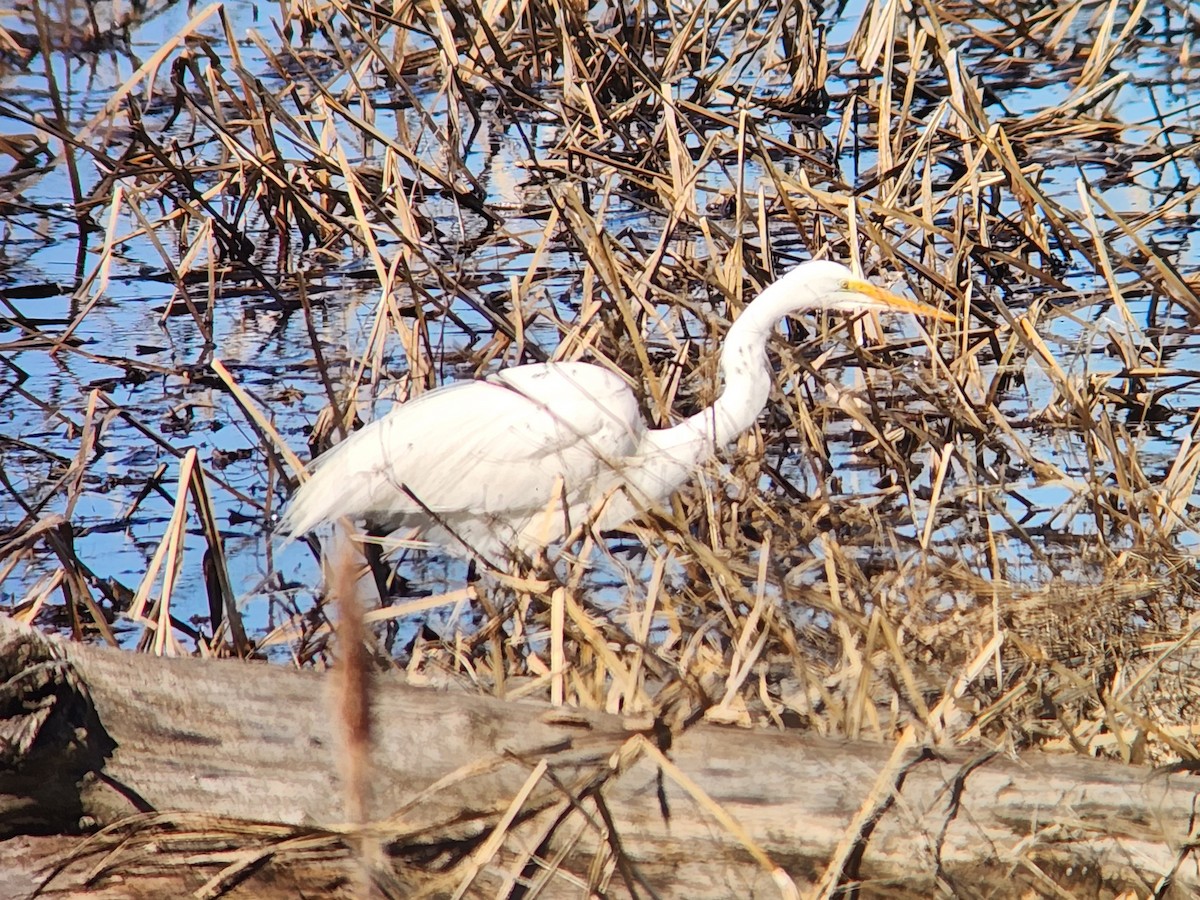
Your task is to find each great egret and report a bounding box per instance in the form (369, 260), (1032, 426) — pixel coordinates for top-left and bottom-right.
(279, 261), (953, 565)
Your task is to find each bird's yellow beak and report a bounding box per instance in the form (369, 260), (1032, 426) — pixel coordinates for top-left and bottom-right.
(847, 278), (957, 323)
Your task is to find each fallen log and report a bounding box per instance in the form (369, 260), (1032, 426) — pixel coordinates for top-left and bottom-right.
(0, 615), (1195, 898)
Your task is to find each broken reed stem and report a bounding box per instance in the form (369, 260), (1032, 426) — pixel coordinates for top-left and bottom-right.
(328, 542), (376, 892)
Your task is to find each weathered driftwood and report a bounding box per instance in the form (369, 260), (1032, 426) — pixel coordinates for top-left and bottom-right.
(0, 615), (1197, 899)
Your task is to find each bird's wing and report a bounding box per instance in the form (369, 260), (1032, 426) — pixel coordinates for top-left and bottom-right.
(278, 363), (645, 545)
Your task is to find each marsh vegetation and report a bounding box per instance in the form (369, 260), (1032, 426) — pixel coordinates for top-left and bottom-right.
(2, 0), (1200, 893)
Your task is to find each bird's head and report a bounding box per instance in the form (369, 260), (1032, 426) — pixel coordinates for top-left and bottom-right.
(779, 260), (956, 323)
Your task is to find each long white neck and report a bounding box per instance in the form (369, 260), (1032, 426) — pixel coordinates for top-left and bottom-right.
(637, 272), (821, 479)
(598, 264), (859, 525)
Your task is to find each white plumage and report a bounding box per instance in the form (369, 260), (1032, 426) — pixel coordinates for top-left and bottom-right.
(278, 261), (953, 564)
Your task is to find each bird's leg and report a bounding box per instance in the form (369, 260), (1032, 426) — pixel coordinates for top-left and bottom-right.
(362, 526), (408, 654)
(362, 528), (392, 599)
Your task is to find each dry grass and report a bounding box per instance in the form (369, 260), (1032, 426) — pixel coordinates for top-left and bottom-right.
(4, 0), (1200, 894)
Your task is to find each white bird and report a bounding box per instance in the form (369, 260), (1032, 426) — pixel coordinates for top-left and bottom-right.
(279, 260), (953, 566)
